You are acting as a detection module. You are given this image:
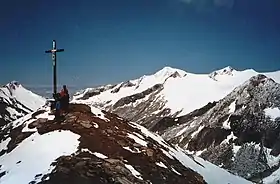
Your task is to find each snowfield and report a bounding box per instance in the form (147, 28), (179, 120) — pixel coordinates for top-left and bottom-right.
(0, 130), (80, 184)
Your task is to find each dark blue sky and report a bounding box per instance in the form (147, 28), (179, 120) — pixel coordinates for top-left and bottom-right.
(1, 0), (280, 88)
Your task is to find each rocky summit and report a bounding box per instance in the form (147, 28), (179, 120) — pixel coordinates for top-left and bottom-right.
(0, 103), (251, 184)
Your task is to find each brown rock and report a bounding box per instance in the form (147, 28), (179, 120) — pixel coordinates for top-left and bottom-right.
(28, 118), (48, 129)
(75, 161), (87, 168)
(79, 120), (92, 128)
(117, 140), (126, 147)
(133, 143), (142, 148)
(67, 115), (77, 124)
(56, 166), (71, 174)
(86, 171), (95, 177)
(106, 129), (113, 134)
(105, 159), (120, 165)
(115, 177), (134, 184)
(146, 148), (154, 157)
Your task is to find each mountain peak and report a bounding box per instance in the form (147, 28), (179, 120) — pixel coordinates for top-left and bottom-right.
(154, 66), (187, 78)
(209, 66), (236, 80)
(6, 80), (21, 87)
(215, 66), (235, 75)
(4, 81), (22, 92)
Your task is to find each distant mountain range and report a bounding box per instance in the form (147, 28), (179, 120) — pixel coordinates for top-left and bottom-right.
(1, 66), (280, 183)
(72, 66), (280, 183)
(26, 86), (83, 99)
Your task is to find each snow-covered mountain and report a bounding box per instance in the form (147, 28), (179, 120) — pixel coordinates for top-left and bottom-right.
(72, 66), (280, 129)
(152, 74), (280, 183)
(0, 81), (46, 128)
(71, 66), (280, 183)
(0, 103), (252, 184)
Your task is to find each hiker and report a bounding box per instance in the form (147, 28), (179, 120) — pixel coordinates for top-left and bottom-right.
(59, 85), (70, 112)
(54, 93), (62, 120)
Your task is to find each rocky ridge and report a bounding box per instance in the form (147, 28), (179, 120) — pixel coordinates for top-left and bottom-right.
(0, 103), (251, 184)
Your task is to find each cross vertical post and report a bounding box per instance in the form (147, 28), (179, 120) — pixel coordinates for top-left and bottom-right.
(45, 40), (64, 98)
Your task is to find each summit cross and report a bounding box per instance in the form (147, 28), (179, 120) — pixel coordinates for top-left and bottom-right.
(45, 40), (64, 96)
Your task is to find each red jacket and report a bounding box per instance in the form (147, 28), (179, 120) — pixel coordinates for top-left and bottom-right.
(60, 89), (68, 97)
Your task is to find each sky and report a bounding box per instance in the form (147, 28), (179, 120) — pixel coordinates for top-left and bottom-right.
(1, 0), (280, 89)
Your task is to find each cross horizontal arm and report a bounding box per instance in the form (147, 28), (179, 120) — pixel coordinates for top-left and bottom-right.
(45, 50), (52, 53)
(45, 49), (64, 53)
(56, 49), (64, 52)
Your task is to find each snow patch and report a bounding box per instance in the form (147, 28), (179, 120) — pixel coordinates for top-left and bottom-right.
(191, 125), (204, 138)
(127, 133), (148, 147)
(156, 162), (168, 169)
(232, 145), (241, 159)
(22, 111), (55, 132)
(179, 135), (185, 143)
(171, 167), (182, 175)
(81, 148), (94, 154)
(160, 148), (174, 159)
(0, 138), (11, 152)
(129, 122), (169, 148)
(222, 117), (231, 129)
(175, 125), (189, 137)
(123, 146), (141, 153)
(93, 152), (108, 159)
(6, 107), (22, 119)
(0, 130), (80, 184)
(124, 164), (143, 180)
(90, 106), (110, 121)
(229, 101), (236, 113)
(93, 122), (99, 128)
(222, 132), (237, 144)
(264, 107), (280, 120)
(22, 119), (38, 132)
(35, 111), (55, 120)
(133, 132), (145, 140)
(195, 149), (206, 156)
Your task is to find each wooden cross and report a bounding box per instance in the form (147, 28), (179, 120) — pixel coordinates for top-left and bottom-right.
(45, 40), (64, 96)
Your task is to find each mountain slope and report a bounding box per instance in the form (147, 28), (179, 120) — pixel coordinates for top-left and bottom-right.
(72, 66), (280, 129)
(152, 74), (280, 183)
(0, 103), (252, 184)
(0, 81), (46, 127)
